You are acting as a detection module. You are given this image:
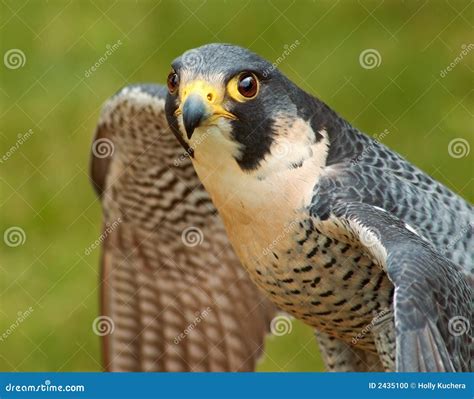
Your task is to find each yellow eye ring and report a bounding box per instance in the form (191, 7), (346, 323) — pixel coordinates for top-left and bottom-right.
(227, 72), (259, 102)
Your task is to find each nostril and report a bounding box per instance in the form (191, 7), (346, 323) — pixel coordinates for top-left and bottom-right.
(207, 93), (213, 102)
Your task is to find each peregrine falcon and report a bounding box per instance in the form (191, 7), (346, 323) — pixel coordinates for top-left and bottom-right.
(90, 83), (275, 371)
(164, 43), (473, 372)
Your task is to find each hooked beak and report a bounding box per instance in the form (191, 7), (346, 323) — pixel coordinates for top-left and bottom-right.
(182, 94), (208, 139)
(176, 80), (237, 140)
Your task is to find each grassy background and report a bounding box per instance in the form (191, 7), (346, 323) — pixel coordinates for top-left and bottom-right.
(0, 0), (472, 371)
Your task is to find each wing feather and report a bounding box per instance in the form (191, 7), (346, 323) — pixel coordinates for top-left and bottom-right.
(330, 201), (472, 371)
(90, 84), (275, 371)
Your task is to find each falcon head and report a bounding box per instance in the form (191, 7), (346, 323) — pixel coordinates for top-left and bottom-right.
(165, 43), (332, 175)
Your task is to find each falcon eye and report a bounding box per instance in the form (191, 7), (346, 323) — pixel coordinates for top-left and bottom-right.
(167, 71), (179, 94)
(237, 73), (259, 98)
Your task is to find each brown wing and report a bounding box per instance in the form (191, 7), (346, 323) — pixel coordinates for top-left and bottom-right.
(90, 84), (275, 371)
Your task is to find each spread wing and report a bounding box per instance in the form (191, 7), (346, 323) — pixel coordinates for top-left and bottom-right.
(90, 84), (275, 371)
(310, 155), (473, 371)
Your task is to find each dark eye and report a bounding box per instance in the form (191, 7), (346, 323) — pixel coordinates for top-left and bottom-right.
(237, 73), (259, 98)
(167, 71), (179, 94)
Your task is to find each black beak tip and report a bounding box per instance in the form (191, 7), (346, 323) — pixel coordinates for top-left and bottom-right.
(183, 95), (207, 140)
(185, 125), (194, 140)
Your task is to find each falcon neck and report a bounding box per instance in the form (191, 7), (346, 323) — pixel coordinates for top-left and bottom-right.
(191, 129), (330, 232)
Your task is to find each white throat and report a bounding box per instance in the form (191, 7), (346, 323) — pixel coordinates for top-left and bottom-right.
(189, 119), (330, 246)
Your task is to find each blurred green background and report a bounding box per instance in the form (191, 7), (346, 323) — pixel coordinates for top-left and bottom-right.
(0, 0), (472, 372)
